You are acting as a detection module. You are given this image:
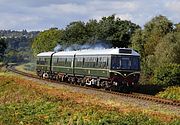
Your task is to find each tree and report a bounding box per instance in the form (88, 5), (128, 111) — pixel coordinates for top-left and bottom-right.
(174, 23), (180, 32)
(60, 21), (88, 46)
(58, 15), (139, 49)
(143, 15), (173, 56)
(154, 31), (180, 66)
(97, 15), (140, 47)
(131, 15), (176, 84)
(0, 38), (7, 61)
(131, 29), (145, 57)
(32, 28), (63, 56)
(85, 19), (99, 43)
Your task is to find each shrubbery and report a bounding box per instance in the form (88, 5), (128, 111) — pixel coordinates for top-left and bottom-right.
(153, 64), (180, 86)
(156, 86), (180, 100)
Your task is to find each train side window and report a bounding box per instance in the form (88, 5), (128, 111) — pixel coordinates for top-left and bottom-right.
(102, 57), (107, 69)
(91, 57), (96, 68)
(76, 57), (83, 67)
(53, 58), (58, 66)
(65, 58), (72, 67)
(57, 57), (65, 66)
(88, 57), (94, 68)
(98, 57), (107, 69)
(44, 58), (47, 65)
(86, 57), (89, 68)
(84, 57), (89, 68)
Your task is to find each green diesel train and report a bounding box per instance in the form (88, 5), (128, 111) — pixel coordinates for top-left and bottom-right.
(36, 48), (140, 91)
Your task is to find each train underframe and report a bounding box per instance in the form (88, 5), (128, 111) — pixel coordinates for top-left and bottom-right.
(36, 69), (139, 92)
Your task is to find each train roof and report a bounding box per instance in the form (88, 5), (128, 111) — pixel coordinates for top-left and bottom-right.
(53, 48), (140, 57)
(37, 52), (54, 57)
(53, 51), (77, 56)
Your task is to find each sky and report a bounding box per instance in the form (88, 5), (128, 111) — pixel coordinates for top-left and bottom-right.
(0, 0), (179, 31)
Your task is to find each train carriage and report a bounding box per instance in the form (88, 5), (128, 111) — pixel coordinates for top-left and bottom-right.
(36, 48), (140, 91)
(52, 51), (76, 75)
(36, 52), (55, 78)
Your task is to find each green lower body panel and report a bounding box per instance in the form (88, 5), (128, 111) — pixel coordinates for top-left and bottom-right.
(36, 65), (50, 71)
(47, 65), (110, 78)
(74, 67), (109, 78)
(52, 66), (73, 74)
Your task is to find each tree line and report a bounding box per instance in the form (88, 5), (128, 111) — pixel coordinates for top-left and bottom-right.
(0, 30), (39, 63)
(32, 15), (179, 86)
(131, 15), (180, 86)
(32, 15), (140, 55)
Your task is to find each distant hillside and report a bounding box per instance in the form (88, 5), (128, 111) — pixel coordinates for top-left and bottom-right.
(0, 30), (39, 63)
(0, 30), (39, 38)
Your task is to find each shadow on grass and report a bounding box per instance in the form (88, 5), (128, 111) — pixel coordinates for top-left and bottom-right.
(132, 84), (166, 95)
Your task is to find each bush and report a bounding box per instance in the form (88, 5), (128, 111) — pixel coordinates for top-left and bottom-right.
(156, 86), (180, 100)
(153, 64), (180, 86)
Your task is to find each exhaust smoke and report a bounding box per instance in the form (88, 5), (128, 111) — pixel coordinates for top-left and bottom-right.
(53, 40), (112, 52)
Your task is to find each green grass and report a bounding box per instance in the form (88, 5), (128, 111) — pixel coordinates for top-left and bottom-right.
(156, 86), (180, 100)
(0, 73), (179, 124)
(15, 63), (36, 75)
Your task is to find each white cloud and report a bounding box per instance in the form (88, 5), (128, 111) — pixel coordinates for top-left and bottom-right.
(0, 0), (179, 30)
(0, 13), (42, 30)
(165, 0), (180, 13)
(89, 0), (139, 12)
(37, 3), (87, 15)
(116, 14), (132, 21)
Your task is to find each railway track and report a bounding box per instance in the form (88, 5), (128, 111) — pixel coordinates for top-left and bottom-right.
(7, 65), (180, 107)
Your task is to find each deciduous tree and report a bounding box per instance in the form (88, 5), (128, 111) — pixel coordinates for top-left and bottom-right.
(32, 28), (63, 55)
(0, 38), (7, 61)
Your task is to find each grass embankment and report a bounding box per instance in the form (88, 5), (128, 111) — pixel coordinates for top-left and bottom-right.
(0, 71), (179, 124)
(156, 86), (180, 100)
(13, 63), (180, 101)
(15, 63), (36, 75)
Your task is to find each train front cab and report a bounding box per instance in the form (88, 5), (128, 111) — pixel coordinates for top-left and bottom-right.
(110, 55), (140, 90)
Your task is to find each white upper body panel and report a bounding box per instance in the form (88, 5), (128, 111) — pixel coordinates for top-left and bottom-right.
(37, 48), (140, 57)
(75, 48), (139, 56)
(53, 48), (139, 57)
(53, 51), (77, 57)
(37, 52), (54, 57)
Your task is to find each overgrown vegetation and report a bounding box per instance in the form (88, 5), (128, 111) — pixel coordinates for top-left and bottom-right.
(131, 15), (180, 86)
(0, 73), (179, 124)
(153, 64), (180, 86)
(156, 86), (180, 100)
